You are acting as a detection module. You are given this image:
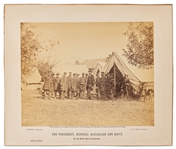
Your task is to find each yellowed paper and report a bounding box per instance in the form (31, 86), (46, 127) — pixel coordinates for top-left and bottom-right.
(4, 4), (172, 145)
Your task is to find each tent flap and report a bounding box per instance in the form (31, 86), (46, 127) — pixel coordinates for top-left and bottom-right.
(103, 52), (140, 91)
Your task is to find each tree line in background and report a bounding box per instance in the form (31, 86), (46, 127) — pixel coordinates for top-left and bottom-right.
(21, 23), (59, 79)
(122, 22), (153, 69)
(21, 22), (154, 79)
(21, 23), (41, 76)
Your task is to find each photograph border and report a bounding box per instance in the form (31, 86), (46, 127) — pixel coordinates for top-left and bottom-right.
(4, 4), (172, 146)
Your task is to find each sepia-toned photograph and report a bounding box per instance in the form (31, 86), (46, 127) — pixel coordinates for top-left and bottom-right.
(5, 4), (173, 145)
(21, 22), (154, 127)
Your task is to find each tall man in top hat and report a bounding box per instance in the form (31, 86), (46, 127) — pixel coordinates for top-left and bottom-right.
(86, 70), (95, 99)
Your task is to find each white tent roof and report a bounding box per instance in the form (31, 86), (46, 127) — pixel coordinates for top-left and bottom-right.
(93, 62), (106, 75)
(103, 52), (140, 91)
(23, 67), (41, 84)
(98, 62), (106, 68)
(52, 64), (88, 76)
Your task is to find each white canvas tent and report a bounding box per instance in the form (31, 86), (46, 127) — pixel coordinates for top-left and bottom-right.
(23, 67), (41, 84)
(22, 67), (42, 90)
(52, 64), (88, 76)
(103, 52), (140, 91)
(93, 62), (106, 75)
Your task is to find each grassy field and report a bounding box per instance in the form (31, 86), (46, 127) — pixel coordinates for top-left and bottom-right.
(22, 90), (154, 126)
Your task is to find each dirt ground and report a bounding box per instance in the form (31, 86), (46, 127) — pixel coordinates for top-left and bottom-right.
(22, 90), (154, 126)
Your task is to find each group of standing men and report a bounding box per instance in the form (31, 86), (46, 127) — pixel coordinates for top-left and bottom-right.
(42, 70), (118, 100)
(95, 72), (115, 100)
(42, 70), (93, 100)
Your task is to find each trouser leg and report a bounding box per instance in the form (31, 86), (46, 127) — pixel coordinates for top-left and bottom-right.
(78, 90), (81, 98)
(68, 89), (72, 99)
(80, 90), (84, 98)
(63, 91), (66, 100)
(102, 91), (106, 100)
(100, 91), (103, 100)
(105, 89), (109, 100)
(44, 91), (47, 99)
(61, 91), (65, 100)
(72, 91), (75, 97)
(48, 91), (51, 100)
(82, 90), (85, 98)
(87, 90), (91, 99)
(77, 90), (79, 99)
(97, 89), (100, 100)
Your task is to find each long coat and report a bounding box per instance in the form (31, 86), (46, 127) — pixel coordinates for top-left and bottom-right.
(50, 77), (55, 92)
(60, 76), (68, 91)
(105, 77), (111, 89)
(72, 77), (78, 92)
(96, 76), (101, 88)
(78, 76), (87, 91)
(99, 76), (106, 91)
(54, 77), (60, 91)
(43, 75), (52, 91)
(87, 74), (95, 86)
(67, 76), (73, 89)
(86, 74), (95, 91)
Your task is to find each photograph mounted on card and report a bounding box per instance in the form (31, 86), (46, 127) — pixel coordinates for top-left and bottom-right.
(4, 4), (172, 146)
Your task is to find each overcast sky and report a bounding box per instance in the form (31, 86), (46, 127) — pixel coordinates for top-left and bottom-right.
(27, 22), (154, 82)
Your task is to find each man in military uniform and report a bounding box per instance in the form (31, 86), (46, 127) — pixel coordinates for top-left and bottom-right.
(78, 73), (87, 99)
(51, 73), (55, 98)
(76, 74), (80, 98)
(54, 73), (61, 99)
(105, 73), (112, 100)
(85, 73), (88, 79)
(108, 74), (115, 100)
(43, 71), (52, 100)
(60, 72), (68, 100)
(67, 72), (73, 99)
(85, 73), (88, 98)
(122, 74), (130, 99)
(95, 73), (101, 99)
(99, 72), (107, 100)
(72, 73), (79, 100)
(86, 70), (95, 99)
